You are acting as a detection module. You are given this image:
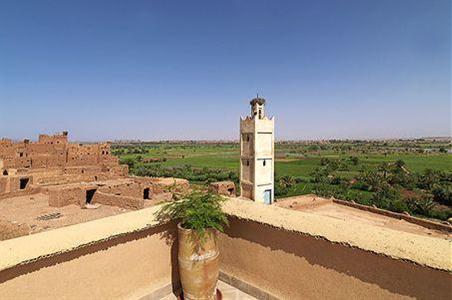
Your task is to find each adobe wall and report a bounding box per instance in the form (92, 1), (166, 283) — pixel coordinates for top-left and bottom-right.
(0, 212), (179, 300)
(92, 191), (144, 210)
(209, 181), (236, 197)
(47, 181), (146, 209)
(0, 202), (450, 299)
(0, 178), (6, 193)
(132, 177), (190, 195)
(0, 133), (121, 170)
(97, 182), (145, 198)
(48, 186), (85, 207)
(0, 220), (30, 241)
(219, 217), (452, 300)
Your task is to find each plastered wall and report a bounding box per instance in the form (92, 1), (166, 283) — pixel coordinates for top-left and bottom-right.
(219, 217), (452, 300)
(0, 222), (179, 300)
(1, 213), (450, 300)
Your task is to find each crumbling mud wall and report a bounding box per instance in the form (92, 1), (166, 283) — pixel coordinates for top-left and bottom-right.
(132, 177), (189, 194)
(0, 132), (119, 170)
(209, 181), (236, 197)
(48, 186), (86, 207)
(219, 217), (452, 300)
(97, 182), (145, 199)
(0, 173), (41, 200)
(92, 192), (144, 210)
(45, 178), (174, 209)
(0, 220), (30, 241)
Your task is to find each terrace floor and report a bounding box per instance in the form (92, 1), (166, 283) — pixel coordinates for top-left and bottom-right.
(275, 195), (451, 239)
(161, 281), (257, 300)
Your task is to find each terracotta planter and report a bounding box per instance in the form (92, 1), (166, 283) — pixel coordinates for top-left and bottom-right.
(177, 223), (219, 300)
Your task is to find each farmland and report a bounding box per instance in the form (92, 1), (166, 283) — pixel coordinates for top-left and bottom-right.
(112, 139), (451, 221)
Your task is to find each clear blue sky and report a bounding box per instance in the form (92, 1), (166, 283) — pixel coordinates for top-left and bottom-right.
(0, 0), (450, 141)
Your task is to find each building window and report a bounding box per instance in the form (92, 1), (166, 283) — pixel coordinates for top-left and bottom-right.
(263, 160), (266, 166)
(143, 188), (150, 200)
(86, 189), (97, 204)
(246, 160), (249, 166)
(246, 135), (250, 142)
(19, 178), (29, 189)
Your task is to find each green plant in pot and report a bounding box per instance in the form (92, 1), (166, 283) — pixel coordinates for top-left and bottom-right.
(156, 190), (228, 300)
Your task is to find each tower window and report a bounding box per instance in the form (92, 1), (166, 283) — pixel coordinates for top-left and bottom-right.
(246, 160), (250, 166)
(246, 135), (250, 142)
(263, 160), (266, 166)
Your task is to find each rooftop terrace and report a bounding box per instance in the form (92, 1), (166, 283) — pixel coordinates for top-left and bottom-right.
(0, 197), (450, 299)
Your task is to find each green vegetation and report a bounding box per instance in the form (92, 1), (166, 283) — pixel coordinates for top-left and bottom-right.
(113, 139), (451, 221)
(156, 190), (228, 239)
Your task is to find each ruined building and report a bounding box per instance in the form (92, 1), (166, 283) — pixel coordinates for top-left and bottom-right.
(0, 132), (188, 240)
(0, 131), (121, 170)
(0, 132), (128, 196)
(240, 97), (275, 204)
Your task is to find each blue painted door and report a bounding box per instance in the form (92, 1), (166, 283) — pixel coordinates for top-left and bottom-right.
(264, 189), (272, 205)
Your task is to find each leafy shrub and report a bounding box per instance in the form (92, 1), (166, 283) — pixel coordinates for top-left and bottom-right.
(431, 184), (452, 206)
(407, 197), (436, 216)
(156, 191), (228, 239)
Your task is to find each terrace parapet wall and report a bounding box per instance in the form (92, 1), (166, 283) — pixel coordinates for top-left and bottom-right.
(0, 198), (450, 299)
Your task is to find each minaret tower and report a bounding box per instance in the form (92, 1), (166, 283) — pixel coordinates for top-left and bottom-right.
(240, 96), (275, 204)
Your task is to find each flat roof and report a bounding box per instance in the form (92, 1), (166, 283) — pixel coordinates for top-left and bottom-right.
(223, 198), (452, 271)
(1, 197), (451, 273)
(275, 195), (451, 239)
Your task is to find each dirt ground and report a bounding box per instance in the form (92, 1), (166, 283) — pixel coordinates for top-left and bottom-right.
(0, 193), (133, 238)
(275, 195), (451, 240)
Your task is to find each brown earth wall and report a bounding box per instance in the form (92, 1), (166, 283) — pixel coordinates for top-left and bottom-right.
(92, 191), (144, 210)
(0, 213), (450, 300)
(97, 182), (144, 198)
(0, 222), (179, 300)
(219, 217), (452, 300)
(48, 187), (85, 207)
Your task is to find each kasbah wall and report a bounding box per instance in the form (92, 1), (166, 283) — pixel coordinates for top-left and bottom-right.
(0, 131), (119, 170)
(0, 132), (189, 212)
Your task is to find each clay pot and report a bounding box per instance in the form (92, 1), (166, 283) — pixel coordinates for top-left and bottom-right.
(177, 223), (220, 300)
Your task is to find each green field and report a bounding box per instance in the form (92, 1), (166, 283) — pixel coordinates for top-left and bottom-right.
(113, 140), (451, 221)
(117, 144), (451, 176)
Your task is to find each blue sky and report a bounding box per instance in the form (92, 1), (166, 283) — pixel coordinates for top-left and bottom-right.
(0, 0), (450, 141)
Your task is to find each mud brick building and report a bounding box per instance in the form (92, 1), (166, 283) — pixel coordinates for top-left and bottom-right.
(0, 132), (189, 240)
